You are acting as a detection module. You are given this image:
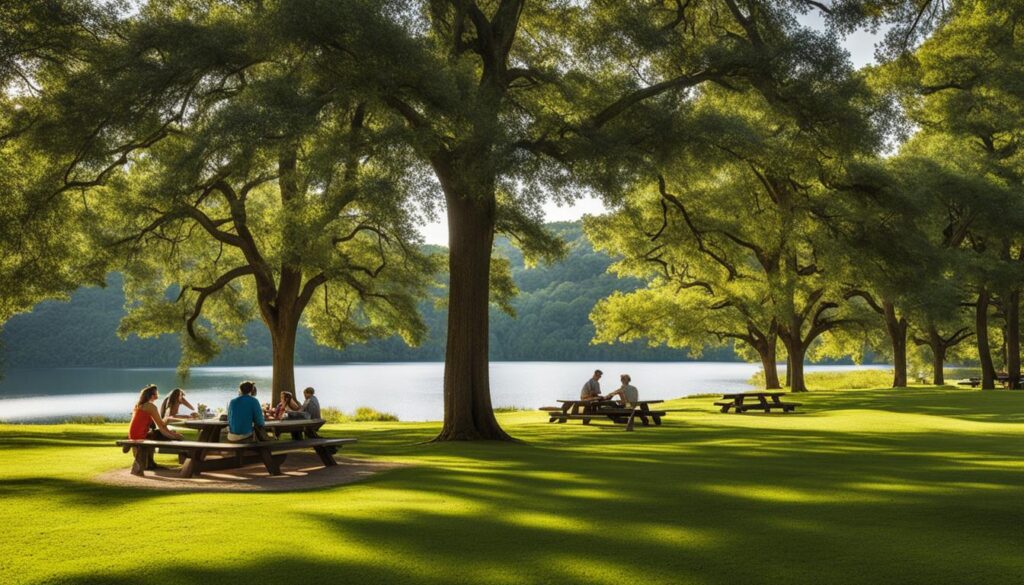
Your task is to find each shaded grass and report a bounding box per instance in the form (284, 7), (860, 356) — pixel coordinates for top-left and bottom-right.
(1, 387), (1022, 585)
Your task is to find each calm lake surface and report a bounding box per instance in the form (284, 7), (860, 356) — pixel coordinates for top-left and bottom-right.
(0, 361), (888, 423)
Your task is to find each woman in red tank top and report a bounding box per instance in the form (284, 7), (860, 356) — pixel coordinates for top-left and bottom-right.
(128, 385), (184, 469)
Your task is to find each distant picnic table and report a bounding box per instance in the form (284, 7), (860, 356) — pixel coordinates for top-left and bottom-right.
(541, 399), (666, 428)
(714, 392), (801, 414)
(958, 374), (1013, 388)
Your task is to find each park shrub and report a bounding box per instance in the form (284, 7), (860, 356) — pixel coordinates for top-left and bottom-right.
(321, 406), (399, 423)
(748, 369), (895, 390)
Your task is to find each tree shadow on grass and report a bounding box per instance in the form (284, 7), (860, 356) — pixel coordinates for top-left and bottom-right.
(8, 390), (1024, 585)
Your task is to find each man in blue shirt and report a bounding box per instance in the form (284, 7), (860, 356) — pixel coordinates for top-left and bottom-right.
(227, 381), (265, 442)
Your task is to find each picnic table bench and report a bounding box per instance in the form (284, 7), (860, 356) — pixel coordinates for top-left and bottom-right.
(541, 399), (667, 429)
(117, 418), (355, 478)
(958, 374), (1013, 388)
(714, 392), (801, 414)
(116, 437), (356, 477)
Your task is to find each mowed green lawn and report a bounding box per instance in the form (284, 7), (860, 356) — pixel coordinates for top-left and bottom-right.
(1, 388), (1022, 585)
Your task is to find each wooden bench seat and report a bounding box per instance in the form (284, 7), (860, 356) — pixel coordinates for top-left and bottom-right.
(116, 437), (356, 478)
(719, 402), (801, 413)
(597, 408), (667, 416)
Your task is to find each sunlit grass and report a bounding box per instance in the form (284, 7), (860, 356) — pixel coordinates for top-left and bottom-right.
(1, 387), (1022, 584)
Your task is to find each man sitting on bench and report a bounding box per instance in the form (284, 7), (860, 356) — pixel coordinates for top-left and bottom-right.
(227, 381), (266, 442)
(604, 374), (639, 408)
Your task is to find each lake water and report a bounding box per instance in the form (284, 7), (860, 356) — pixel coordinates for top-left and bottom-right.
(0, 361), (888, 423)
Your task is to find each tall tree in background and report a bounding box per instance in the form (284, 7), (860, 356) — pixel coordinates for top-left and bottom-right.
(25, 3), (436, 401)
(348, 0), (944, 435)
(301, 0), (790, 438)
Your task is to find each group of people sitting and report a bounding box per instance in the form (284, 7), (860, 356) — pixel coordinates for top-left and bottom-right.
(580, 369), (639, 407)
(127, 381), (322, 444)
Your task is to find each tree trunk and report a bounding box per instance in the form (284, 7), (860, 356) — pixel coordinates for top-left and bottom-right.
(434, 193), (510, 441)
(269, 317), (298, 404)
(976, 288), (995, 390)
(788, 344), (807, 392)
(1006, 289), (1020, 389)
(757, 338), (781, 390)
(785, 353), (792, 387)
(883, 301), (908, 388)
(929, 326), (946, 386)
(783, 330), (808, 393)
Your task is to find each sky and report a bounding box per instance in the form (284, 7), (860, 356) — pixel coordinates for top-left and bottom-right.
(417, 12), (884, 246)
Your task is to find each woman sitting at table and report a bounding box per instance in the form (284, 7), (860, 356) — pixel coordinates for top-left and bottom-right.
(269, 391), (302, 420)
(128, 384), (184, 469)
(160, 388), (198, 421)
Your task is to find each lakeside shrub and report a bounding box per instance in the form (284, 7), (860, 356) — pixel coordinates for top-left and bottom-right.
(352, 407), (399, 422)
(748, 369), (895, 391)
(321, 406), (399, 423)
(63, 415), (129, 424)
(493, 405), (529, 413)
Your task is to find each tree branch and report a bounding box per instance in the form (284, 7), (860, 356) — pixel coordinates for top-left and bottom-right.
(186, 266), (256, 339)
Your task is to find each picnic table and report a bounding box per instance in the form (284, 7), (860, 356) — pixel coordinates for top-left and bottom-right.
(715, 392), (800, 414)
(958, 374), (1013, 388)
(541, 399), (666, 428)
(146, 417), (333, 474)
(176, 417), (327, 442)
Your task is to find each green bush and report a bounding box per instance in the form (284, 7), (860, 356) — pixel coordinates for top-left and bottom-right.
(320, 407), (349, 424)
(63, 415), (129, 424)
(493, 405), (530, 413)
(320, 406), (400, 423)
(352, 407), (399, 422)
(748, 369), (895, 391)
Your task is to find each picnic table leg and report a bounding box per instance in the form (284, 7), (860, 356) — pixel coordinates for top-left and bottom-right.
(197, 426), (220, 443)
(558, 403), (572, 423)
(258, 448), (283, 476)
(641, 404), (657, 425)
(758, 395), (770, 412)
(181, 449), (206, 478)
(130, 446), (149, 477)
(625, 408), (638, 432)
(314, 445), (337, 467)
(734, 396), (745, 413)
(582, 402), (593, 425)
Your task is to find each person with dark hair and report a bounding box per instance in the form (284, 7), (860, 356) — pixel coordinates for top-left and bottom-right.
(299, 387), (321, 420)
(227, 381), (265, 442)
(160, 388), (197, 420)
(604, 374), (639, 408)
(580, 369), (603, 400)
(127, 384), (184, 469)
(270, 391), (301, 420)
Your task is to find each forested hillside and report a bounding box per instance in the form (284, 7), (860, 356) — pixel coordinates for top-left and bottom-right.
(0, 222), (737, 368)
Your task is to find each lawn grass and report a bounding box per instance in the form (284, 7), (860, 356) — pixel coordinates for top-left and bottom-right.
(1, 387), (1022, 585)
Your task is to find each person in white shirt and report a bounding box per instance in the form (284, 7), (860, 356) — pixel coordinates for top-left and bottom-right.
(604, 374), (639, 408)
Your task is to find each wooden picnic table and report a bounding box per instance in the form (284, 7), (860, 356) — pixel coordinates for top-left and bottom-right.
(162, 418), (329, 471)
(176, 417), (327, 442)
(715, 392), (800, 414)
(542, 399), (666, 427)
(958, 374), (1013, 388)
